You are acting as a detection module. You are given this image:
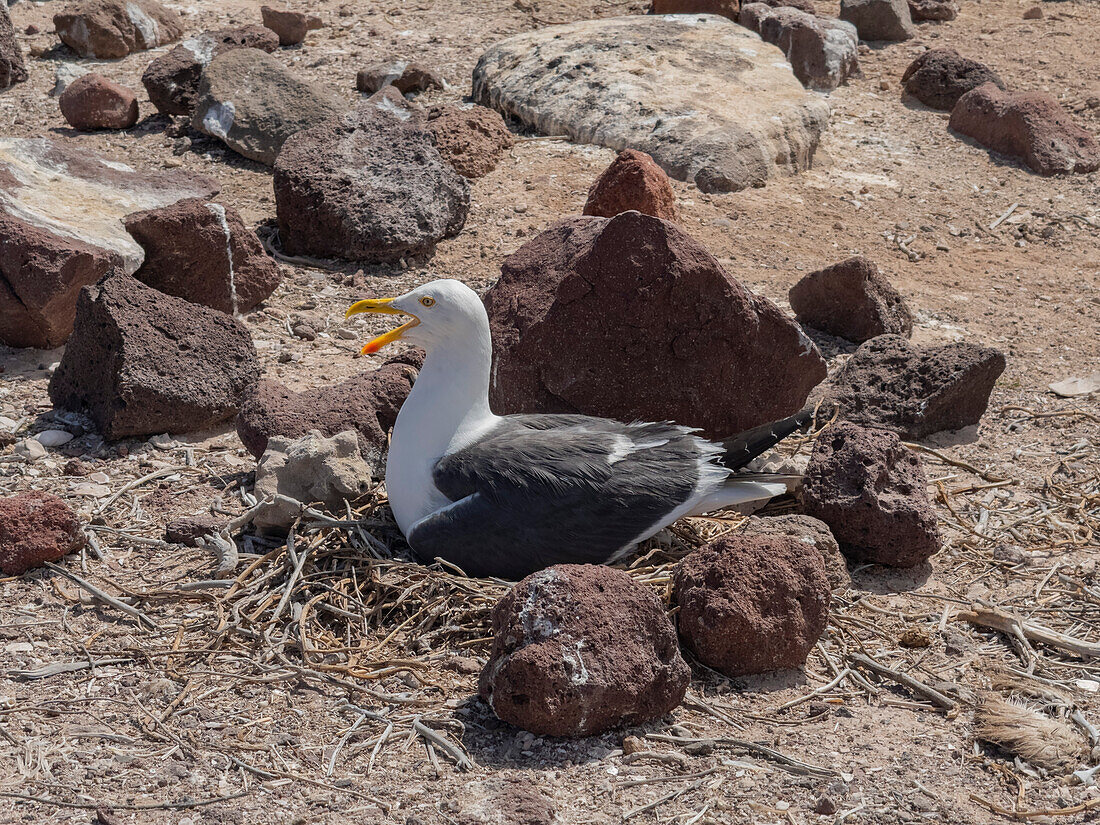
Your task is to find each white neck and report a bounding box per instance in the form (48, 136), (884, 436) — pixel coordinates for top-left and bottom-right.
(384, 322), (499, 534)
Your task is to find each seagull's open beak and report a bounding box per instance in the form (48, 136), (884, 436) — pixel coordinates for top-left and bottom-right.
(345, 298), (420, 356)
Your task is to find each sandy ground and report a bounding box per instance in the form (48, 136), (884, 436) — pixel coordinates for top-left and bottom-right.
(1, 0), (1099, 822)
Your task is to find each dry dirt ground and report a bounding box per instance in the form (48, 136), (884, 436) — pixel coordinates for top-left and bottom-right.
(1, 0), (1099, 822)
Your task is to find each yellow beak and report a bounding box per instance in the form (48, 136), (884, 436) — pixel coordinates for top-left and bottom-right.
(345, 298), (420, 356)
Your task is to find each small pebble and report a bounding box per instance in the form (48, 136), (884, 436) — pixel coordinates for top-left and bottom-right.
(622, 735), (645, 755)
(1023, 5), (1042, 18)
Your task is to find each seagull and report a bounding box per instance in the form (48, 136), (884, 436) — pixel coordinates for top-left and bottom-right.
(346, 279), (811, 580)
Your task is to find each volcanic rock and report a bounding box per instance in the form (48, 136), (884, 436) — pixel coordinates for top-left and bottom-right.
(54, 0), (182, 59)
(0, 492), (84, 575)
(758, 0), (816, 11)
(802, 422), (941, 567)
(479, 564), (690, 737)
(48, 272), (260, 440)
(0, 137), (218, 349)
(1022, 5), (1042, 19)
(165, 513), (222, 546)
(650, 0), (739, 19)
(124, 198), (281, 315)
(0, 3), (27, 89)
(273, 100), (469, 260)
(424, 104), (513, 179)
(58, 73), (139, 131)
(788, 256), (912, 343)
(950, 83), (1100, 176)
(825, 334), (1006, 438)
(235, 353), (420, 459)
(142, 26), (280, 117)
(191, 48), (344, 166)
(473, 15), (830, 193)
(483, 211), (826, 439)
(583, 149), (679, 222)
(453, 779), (559, 825)
(901, 49), (1004, 111)
(356, 61), (444, 96)
(741, 514), (849, 589)
(673, 535), (830, 675)
(839, 0), (915, 41)
(908, 0), (957, 21)
(259, 5), (322, 46)
(739, 3), (860, 92)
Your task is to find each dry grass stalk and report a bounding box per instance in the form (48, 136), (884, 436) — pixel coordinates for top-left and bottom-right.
(974, 695), (1085, 771)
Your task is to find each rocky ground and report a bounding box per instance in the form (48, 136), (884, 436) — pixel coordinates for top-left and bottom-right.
(1, 0), (1099, 823)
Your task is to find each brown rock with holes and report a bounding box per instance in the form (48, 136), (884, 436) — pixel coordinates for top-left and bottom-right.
(484, 211), (826, 439)
(355, 61), (444, 95)
(582, 150), (680, 222)
(0, 492), (84, 575)
(741, 514), (849, 589)
(235, 351), (421, 459)
(425, 104), (513, 178)
(48, 272), (260, 439)
(789, 256), (912, 343)
(673, 535), (830, 675)
(259, 5), (322, 46)
(124, 198), (281, 315)
(58, 73), (139, 131)
(907, 0), (957, 21)
(165, 514), (221, 546)
(950, 83), (1100, 175)
(902, 49), (1004, 111)
(480, 564), (689, 737)
(824, 334), (1006, 438)
(54, 0), (182, 59)
(650, 0), (740, 19)
(0, 3), (28, 89)
(801, 421), (941, 567)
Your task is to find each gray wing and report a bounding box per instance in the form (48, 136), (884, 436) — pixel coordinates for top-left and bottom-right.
(405, 414), (712, 580)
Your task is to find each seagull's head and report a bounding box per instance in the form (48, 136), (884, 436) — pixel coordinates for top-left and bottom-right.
(345, 279), (488, 356)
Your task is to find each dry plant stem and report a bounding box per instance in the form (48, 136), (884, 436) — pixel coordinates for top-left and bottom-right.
(848, 654), (957, 710)
(44, 562), (159, 629)
(971, 794), (1100, 820)
(903, 441), (1010, 483)
(958, 605), (1100, 660)
(645, 734), (836, 778)
(0, 790), (251, 811)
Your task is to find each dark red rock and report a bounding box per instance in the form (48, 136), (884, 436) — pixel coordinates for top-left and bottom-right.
(260, 5), (322, 46)
(650, 0), (740, 19)
(356, 61), (444, 95)
(425, 104), (513, 179)
(901, 49), (1004, 111)
(479, 564), (689, 737)
(54, 0), (182, 59)
(801, 422), (941, 567)
(673, 534), (830, 675)
(58, 73), (139, 131)
(742, 514), (849, 589)
(235, 353), (420, 459)
(142, 26), (280, 116)
(484, 212), (827, 439)
(0, 492), (84, 575)
(789, 256), (912, 343)
(165, 514), (221, 546)
(907, 0), (957, 21)
(583, 149), (680, 222)
(48, 272), (260, 440)
(950, 83), (1100, 175)
(824, 334), (1006, 439)
(739, 3), (860, 92)
(124, 198), (281, 315)
(0, 3), (28, 89)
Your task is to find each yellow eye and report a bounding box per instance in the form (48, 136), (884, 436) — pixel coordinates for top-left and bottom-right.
(419, 296), (435, 308)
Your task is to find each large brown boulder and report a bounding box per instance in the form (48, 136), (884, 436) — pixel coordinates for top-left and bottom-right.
(802, 422), (941, 567)
(260, 5), (322, 46)
(0, 493), (84, 575)
(824, 334), (1006, 439)
(789, 256), (912, 343)
(484, 212), (826, 439)
(124, 198), (281, 315)
(582, 149), (680, 222)
(902, 49), (1004, 111)
(54, 0), (182, 59)
(425, 104), (513, 179)
(673, 535), (830, 675)
(839, 0), (915, 41)
(49, 272), (260, 440)
(741, 514), (849, 589)
(739, 3), (860, 92)
(58, 73), (139, 131)
(480, 565), (690, 737)
(950, 83), (1100, 176)
(0, 3), (28, 89)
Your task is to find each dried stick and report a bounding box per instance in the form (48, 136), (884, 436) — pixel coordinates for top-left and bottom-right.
(848, 654), (957, 710)
(44, 563), (159, 630)
(958, 605), (1100, 660)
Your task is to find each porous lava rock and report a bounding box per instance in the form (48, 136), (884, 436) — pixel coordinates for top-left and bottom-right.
(58, 73), (139, 131)
(235, 353), (420, 459)
(356, 61), (444, 95)
(165, 514), (221, 546)
(839, 0), (915, 41)
(142, 26), (280, 117)
(908, 0), (957, 21)
(901, 49), (1004, 111)
(582, 149), (680, 221)
(260, 5), (322, 46)
(741, 514), (849, 589)
(483, 211), (826, 439)
(0, 3), (28, 89)
(650, 0), (740, 19)
(54, 0), (182, 59)
(824, 334), (1006, 438)
(739, 3), (860, 92)
(801, 422), (941, 567)
(424, 104), (513, 178)
(788, 256), (912, 343)
(124, 198), (281, 315)
(0, 493), (84, 575)
(950, 83), (1100, 176)
(273, 101), (470, 260)
(479, 564), (690, 737)
(48, 272), (260, 440)
(673, 535), (830, 675)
